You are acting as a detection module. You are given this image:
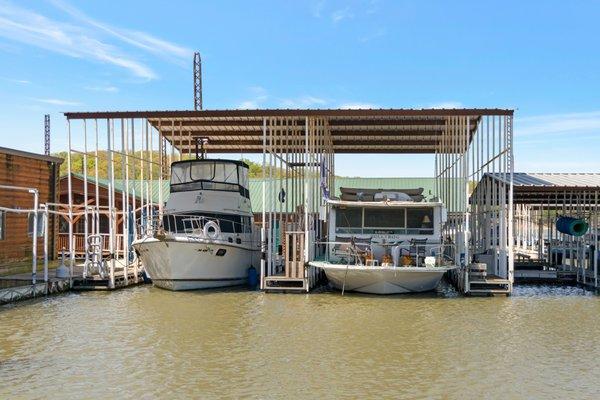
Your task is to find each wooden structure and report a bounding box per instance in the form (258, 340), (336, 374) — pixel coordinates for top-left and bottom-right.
(63, 108), (514, 294)
(0, 147), (62, 267)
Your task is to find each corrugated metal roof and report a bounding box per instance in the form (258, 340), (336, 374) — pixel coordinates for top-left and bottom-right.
(63, 108), (513, 154)
(68, 173), (436, 213)
(69, 173), (168, 204)
(487, 172), (600, 188)
(248, 177), (436, 213)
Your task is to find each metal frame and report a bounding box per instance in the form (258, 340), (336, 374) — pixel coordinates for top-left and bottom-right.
(64, 108), (514, 294)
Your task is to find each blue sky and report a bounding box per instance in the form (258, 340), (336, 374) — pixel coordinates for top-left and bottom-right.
(0, 0), (599, 176)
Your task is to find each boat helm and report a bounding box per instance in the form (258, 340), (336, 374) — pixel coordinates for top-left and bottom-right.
(203, 220), (221, 239)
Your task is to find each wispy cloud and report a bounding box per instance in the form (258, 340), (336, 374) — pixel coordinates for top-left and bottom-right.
(236, 86), (268, 109)
(84, 85), (119, 93)
(0, 0), (191, 80)
(49, 0), (192, 66)
(311, 0), (325, 18)
(279, 95), (327, 108)
(516, 110), (600, 137)
(332, 7), (353, 23)
(236, 87), (329, 109)
(2, 77), (30, 84)
(428, 101), (464, 109)
(339, 102), (378, 109)
(366, 0), (380, 14)
(359, 27), (386, 43)
(34, 97), (82, 106)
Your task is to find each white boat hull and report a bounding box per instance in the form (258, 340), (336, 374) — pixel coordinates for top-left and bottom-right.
(311, 261), (453, 294)
(133, 236), (259, 291)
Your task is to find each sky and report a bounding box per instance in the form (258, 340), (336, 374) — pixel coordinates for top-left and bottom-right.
(0, 0), (599, 176)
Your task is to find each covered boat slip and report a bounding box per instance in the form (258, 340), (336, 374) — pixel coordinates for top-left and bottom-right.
(481, 173), (600, 289)
(63, 108), (514, 294)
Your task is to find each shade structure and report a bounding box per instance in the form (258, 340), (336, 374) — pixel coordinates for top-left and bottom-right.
(65, 108), (513, 154)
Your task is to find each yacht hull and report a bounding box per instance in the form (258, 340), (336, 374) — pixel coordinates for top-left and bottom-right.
(133, 237), (259, 291)
(311, 262), (453, 294)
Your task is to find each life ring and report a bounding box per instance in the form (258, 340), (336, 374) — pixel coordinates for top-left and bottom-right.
(203, 220), (221, 239)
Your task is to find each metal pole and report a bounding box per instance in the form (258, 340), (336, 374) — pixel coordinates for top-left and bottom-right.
(107, 119), (116, 289)
(260, 117), (267, 289)
(31, 189), (39, 287)
(43, 205), (49, 294)
(83, 120), (89, 278)
(67, 119), (74, 286)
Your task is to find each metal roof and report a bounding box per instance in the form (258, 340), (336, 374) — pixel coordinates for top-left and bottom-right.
(0, 146), (63, 164)
(66, 173), (436, 213)
(63, 108), (513, 154)
(484, 172), (600, 204)
(487, 172), (600, 188)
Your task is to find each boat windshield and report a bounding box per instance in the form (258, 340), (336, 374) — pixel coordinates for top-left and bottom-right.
(170, 160), (249, 197)
(335, 206), (434, 235)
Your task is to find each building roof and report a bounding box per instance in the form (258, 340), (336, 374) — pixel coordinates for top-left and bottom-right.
(63, 108), (513, 154)
(0, 146), (63, 164)
(484, 172), (600, 204)
(65, 173), (436, 213)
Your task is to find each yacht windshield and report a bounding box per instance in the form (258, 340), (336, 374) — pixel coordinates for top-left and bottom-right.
(171, 163), (191, 185)
(190, 162), (215, 181)
(170, 160), (250, 198)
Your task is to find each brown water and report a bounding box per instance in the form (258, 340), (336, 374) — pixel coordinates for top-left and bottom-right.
(1, 283), (600, 399)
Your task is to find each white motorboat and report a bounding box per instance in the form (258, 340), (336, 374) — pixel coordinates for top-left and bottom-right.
(310, 189), (456, 294)
(133, 158), (260, 290)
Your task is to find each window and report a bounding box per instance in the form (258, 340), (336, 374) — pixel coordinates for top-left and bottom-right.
(213, 162), (238, 184)
(28, 211), (44, 237)
(0, 211), (5, 240)
(364, 208), (405, 228)
(335, 207), (362, 228)
(171, 163), (191, 184)
(190, 162), (215, 182)
(238, 165), (249, 189)
(406, 208), (434, 234)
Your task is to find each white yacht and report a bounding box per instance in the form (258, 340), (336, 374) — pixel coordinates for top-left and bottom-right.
(133, 158), (260, 290)
(310, 189), (456, 294)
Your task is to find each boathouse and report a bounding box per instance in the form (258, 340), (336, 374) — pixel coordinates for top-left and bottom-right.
(0, 147), (63, 269)
(61, 108), (514, 294)
(479, 172), (599, 288)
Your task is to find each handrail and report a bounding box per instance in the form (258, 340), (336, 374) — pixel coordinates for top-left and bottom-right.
(319, 240), (456, 267)
(139, 212), (254, 238)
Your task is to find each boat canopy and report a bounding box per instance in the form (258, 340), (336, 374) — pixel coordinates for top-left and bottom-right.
(327, 198), (443, 208)
(169, 159), (250, 197)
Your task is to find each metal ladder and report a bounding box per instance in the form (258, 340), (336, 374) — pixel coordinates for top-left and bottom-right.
(85, 234), (107, 278)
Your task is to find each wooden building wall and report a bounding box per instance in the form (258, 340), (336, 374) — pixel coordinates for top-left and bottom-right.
(0, 149), (62, 266)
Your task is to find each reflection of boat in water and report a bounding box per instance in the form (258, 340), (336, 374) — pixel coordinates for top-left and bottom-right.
(310, 188), (456, 294)
(132, 158), (260, 291)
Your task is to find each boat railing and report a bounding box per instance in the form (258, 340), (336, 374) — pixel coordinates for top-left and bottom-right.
(320, 240), (456, 267)
(141, 213), (252, 238)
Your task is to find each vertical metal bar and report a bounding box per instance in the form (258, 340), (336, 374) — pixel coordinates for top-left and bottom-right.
(260, 117), (267, 288)
(304, 116), (310, 263)
(67, 119), (74, 286)
(594, 191), (598, 288)
(43, 205), (48, 294)
(31, 189), (39, 287)
(107, 119), (116, 289)
(83, 120), (89, 278)
(94, 120), (100, 237)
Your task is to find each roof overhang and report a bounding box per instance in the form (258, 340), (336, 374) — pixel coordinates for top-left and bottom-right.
(64, 108), (513, 155)
(484, 172), (600, 205)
